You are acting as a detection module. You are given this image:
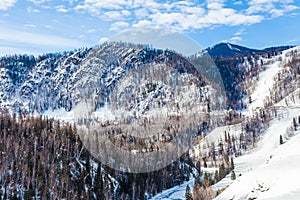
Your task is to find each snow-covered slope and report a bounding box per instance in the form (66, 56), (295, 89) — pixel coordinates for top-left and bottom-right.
(246, 45), (300, 116)
(215, 108), (300, 200)
(214, 46), (300, 199)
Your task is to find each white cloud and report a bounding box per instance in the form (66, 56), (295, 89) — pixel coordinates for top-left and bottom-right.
(74, 0), (297, 32)
(235, 28), (245, 36)
(56, 5), (69, 13)
(229, 36), (242, 43)
(233, 1), (243, 5)
(75, 0), (128, 14)
(110, 22), (129, 31)
(103, 11), (125, 20)
(28, 0), (48, 5)
(44, 25), (53, 29)
(27, 6), (40, 13)
(0, 0), (17, 10)
(0, 26), (85, 49)
(24, 24), (37, 28)
(87, 29), (96, 33)
(247, 0), (298, 17)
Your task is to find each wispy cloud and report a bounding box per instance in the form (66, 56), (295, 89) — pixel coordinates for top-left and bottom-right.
(0, 0), (17, 10)
(28, 0), (48, 5)
(87, 29), (96, 33)
(229, 36), (242, 43)
(27, 6), (40, 13)
(56, 5), (69, 13)
(24, 24), (37, 28)
(0, 26), (86, 54)
(110, 21), (129, 31)
(233, 1), (243, 5)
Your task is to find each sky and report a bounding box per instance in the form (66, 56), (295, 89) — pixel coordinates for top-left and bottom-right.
(0, 0), (299, 56)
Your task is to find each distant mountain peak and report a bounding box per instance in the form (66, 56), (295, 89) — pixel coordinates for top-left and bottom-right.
(206, 42), (294, 58)
(206, 42), (259, 58)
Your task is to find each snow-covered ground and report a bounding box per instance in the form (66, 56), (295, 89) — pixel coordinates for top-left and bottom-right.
(150, 179), (194, 200)
(215, 108), (300, 200)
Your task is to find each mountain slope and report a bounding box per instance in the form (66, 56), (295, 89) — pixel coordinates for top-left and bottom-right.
(206, 42), (293, 58)
(152, 45), (300, 199)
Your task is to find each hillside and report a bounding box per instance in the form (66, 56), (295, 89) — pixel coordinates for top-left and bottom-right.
(152, 45), (300, 199)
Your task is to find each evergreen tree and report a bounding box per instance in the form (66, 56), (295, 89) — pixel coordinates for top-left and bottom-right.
(293, 118), (297, 131)
(231, 170), (236, 180)
(280, 135), (284, 145)
(95, 164), (105, 200)
(185, 185), (193, 200)
(218, 163), (226, 180)
(230, 157), (235, 170)
(196, 160), (201, 175)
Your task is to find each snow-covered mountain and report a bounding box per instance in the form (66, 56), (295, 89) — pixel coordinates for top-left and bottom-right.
(1, 42), (219, 116)
(206, 42), (293, 58)
(0, 42), (299, 199)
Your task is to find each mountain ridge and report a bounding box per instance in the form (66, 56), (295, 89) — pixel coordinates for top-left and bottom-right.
(206, 42), (294, 58)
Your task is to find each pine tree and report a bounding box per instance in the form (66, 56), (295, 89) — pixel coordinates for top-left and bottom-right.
(293, 118), (297, 131)
(218, 163), (226, 180)
(203, 159), (207, 168)
(231, 170), (236, 180)
(95, 164), (105, 200)
(196, 160), (201, 175)
(185, 185), (193, 200)
(230, 157), (235, 170)
(280, 135), (284, 145)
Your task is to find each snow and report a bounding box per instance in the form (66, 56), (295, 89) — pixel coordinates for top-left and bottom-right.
(43, 108), (74, 122)
(150, 178), (194, 200)
(227, 43), (241, 52)
(192, 123), (242, 157)
(215, 108), (300, 199)
(246, 60), (282, 114)
(245, 45), (300, 116)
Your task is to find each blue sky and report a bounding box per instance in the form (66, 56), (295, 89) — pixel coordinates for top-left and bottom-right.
(0, 0), (299, 56)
